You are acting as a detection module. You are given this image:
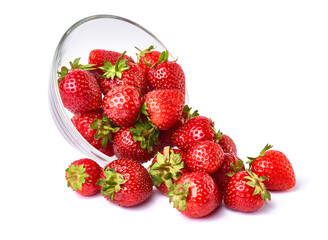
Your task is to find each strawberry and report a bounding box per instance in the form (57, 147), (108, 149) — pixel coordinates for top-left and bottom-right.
(58, 58), (102, 113)
(113, 120), (159, 163)
(172, 116), (216, 151)
(149, 146), (190, 194)
(247, 144), (296, 191)
(147, 51), (185, 94)
(224, 170), (271, 212)
(99, 51), (147, 95)
(157, 105), (199, 150)
(71, 109), (119, 156)
(142, 89), (185, 130)
(185, 140), (224, 174)
(216, 131), (237, 155)
(88, 49), (134, 94)
(97, 158), (153, 207)
(136, 45), (161, 73)
(211, 153), (245, 195)
(65, 158), (102, 196)
(102, 85), (141, 127)
(166, 171), (222, 218)
(88, 49), (134, 68)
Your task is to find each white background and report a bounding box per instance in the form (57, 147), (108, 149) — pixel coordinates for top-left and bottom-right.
(1, 0), (327, 239)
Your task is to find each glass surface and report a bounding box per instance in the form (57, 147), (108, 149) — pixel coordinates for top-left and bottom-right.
(49, 15), (185, 165)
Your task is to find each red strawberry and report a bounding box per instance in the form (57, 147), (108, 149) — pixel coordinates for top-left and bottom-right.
(149, 147), (190, 194)
(102, 85), (141, 127)
(224, 170), (271, 212)
(99, 51), (147, 95)
(65, 158), (102, 196)
(88, 49), (134, 68)
(247, 144), (296, 191)
(136, 45), (161, 73)
(158, 105), (199, 150)
(185, 140), (224, 174)
(166, 171), (222, 218)
(97, 158), (153, 207)
(172, 116), (216, 151)
(142, 89), (185, 130)
(71, 109), (119, 156)
(113, 121), (159, 163)
(211, 153), (245, 195)
(147, 51), (185, 94)
(58, 59), (102, 113)
(216, 131), (237, 155)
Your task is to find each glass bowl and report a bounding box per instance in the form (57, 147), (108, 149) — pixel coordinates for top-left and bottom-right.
(49, 14), (187, 165)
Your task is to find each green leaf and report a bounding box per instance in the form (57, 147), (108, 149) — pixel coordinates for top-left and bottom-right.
(247, 144), (273, 168)
(98, 167), (126, 200)
(65, 163), (89, 191)
(141, 103), (149, 116)
(135, 45), (155, 64)
(166, 182), (190, 211)
(243, 170), (271, 201)
(90, 116), (120, 147)
(129, 118), (159, 153)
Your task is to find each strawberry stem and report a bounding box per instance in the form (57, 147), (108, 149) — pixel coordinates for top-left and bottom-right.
(149, 147), (184, 187)
(247, 144), (273, 168)
(97, 167), (126, 200)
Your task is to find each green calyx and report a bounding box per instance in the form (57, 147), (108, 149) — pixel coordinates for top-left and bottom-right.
(99, 51), (130, 79)
(65, 163), (89, 191)
(135, 45), (156, 64)
(90, 115), (120, 147)
(166, 182), (191, 211)
(182, 105), (199, 122)
(226, 158), (245, 177)
(97, 167), (126, 200)
(246, 144), (273, 168)
(215, 129), (223, 141)
(244, 170), (271, 202)
(57, 58), (96, 83)
(211, 121), (223, 143)
(129, 113), (160, 153)
(149, 146), (185, 188)
(144, 50), (170, 68)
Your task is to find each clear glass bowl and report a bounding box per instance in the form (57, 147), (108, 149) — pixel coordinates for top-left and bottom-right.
(49, 14), (186, 165)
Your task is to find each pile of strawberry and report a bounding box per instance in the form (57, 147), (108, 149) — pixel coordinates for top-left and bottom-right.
(60, 46), (296, 218)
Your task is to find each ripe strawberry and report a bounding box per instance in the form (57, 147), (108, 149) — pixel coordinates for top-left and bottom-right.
(158, 105), (199, 150)
(88, 49), (134, 68)
(247, 144), (296, 191)
(211, 153), (245, 195)
(113, 120), (159, 163)
(102, 85), (141, 127)
(71, 109), (119, 156)
(97, 158), (153, 207)
(136, 45), (161, 73)
(99, 51), (147, 95)
(88, 50), (134, 94)
(58, 58), (102, 113)
(147, 51), (185, 94)
(185, 140), (224, 174)
(172, 116), (216, 151)
(166, 171), (222, 218)
(216, 131), (237, 155)
(224, 170), (271, 212)
(65, 158), (102, 196)
(142, 89), (185, 130)
(149, 147), (190, 194)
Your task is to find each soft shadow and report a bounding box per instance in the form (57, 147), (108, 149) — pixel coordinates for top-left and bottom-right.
(122, 188), (166, 211)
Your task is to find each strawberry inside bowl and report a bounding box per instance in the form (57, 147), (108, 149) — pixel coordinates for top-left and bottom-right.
(49, 15), (188, 166)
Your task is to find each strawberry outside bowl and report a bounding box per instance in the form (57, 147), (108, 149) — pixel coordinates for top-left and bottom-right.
(48, 15), (186, 165)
